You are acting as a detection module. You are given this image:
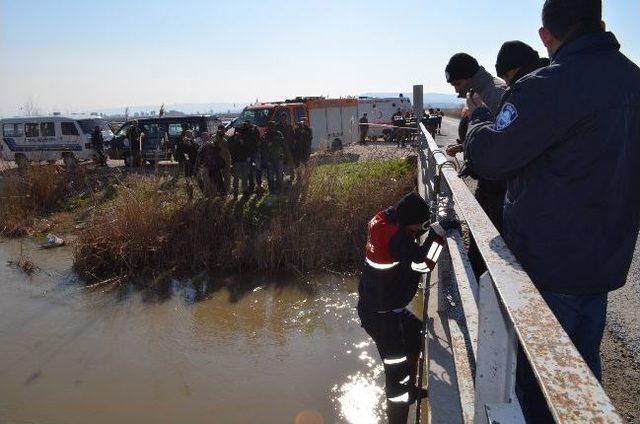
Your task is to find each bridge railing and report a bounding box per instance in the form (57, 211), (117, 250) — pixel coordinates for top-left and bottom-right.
(414, 91), (621, 423)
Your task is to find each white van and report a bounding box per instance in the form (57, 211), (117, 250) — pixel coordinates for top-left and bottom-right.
(0, 116), (97, 167)
(357, 96), (413, 140)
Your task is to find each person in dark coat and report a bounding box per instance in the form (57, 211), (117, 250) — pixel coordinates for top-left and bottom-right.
(463, 0), (640, 419)
(293, 117), (312, 167)
(126, 120), (143, 167)
(359, 113), (369, 145)
(91, 125), (107, 166)
(276, 113), (295, 181)
(227, 130), (251, 196)
(358, 192), (459, 424)
(196, 132), (226, 196)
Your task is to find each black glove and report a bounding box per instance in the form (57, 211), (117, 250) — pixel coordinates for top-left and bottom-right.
(432, 218), (461, 236)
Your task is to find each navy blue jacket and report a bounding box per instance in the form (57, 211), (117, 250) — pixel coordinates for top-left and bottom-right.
(464, 31), (640, 295)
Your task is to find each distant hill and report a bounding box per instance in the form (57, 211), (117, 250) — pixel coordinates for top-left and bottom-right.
(360, 92), (464, 109)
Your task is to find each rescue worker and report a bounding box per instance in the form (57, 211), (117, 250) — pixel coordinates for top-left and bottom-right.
(462, 0), (640, 420)
(228, 130), (250, 197)
(126, 120), (143, 167)
(359, 113), (369, 145)
(358, 192), (459, 424)
(213, 124), (232, 193)
(276, 113), (295, 181)
(435, 108), (443, 134)
(264, 121), (285, 193)
(196, 132), (226, 196)
(293, 118), (313, 168)
(91, 125), (107, 166)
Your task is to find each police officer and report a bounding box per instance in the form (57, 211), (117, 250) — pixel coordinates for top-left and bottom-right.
(358, 192), (459, 424)
(463, 0), (640, 420)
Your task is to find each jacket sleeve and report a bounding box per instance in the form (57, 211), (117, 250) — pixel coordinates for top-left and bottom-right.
(464, 76), (560, 180)
(389, 231), (427, 263)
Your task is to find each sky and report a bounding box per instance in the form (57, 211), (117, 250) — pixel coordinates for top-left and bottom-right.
(0, 0), (639, 116)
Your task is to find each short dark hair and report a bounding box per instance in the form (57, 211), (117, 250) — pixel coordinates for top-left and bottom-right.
(542, 0), (602, 41)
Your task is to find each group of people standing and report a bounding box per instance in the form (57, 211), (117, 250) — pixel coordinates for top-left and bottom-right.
(191, 115), (312, 197)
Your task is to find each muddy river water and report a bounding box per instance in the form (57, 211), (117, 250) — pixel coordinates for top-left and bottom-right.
(0, 239), (397, 423)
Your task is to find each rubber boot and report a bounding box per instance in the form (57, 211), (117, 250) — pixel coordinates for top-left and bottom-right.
(386, 400), (410, 424)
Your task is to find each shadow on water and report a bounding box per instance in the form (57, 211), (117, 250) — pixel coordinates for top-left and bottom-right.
(101, 269), (318, 307)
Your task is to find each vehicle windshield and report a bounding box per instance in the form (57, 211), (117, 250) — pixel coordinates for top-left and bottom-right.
(77, 119), (110, 134)
(234, 108), (270, 127)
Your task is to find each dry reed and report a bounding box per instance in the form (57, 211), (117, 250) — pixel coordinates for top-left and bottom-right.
(74, 158), (416, 283)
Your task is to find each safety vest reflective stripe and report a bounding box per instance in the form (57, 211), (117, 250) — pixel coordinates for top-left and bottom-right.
(411, 262), (431, 273)
(365, 258), (400, 270)
(383, 356), (407, 365)
(388, 392), (410, 403)
(399, 375), (411, 385)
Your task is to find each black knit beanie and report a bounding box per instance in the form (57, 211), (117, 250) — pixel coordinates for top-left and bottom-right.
(396, 192), (430, 226)
(495, 41), (541, 79)
(445, 53), (480, 83)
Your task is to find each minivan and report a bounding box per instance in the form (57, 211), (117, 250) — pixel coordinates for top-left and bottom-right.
(0, 116), (102, 167)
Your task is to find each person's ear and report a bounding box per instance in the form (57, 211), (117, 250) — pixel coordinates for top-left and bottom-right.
(539, 26), (554, 49)
(600, 20), (606, 31)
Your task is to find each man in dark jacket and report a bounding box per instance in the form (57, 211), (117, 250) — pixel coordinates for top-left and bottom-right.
(228, 131), (251, 197)
(358, 192), (459, 424)
(293, 118), (312, 167)
(264, 121), (285, 193)
(359, 113), (369, 145)
(126, 120), (143, 167)
(239, 121), (261, 190)
(91, 125), (107, 166)
(276, 113), (295, 181)
(464, 0), (640, 418)
(196, 132), (226, 196)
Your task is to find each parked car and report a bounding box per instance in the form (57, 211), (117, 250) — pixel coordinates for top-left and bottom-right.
(0, 115), (99, 167)
(108, 115), (221, 167)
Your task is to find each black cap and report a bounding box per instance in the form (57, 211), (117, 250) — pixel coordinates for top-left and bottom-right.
(396, 192), (430, 226)
(217, 124), (225, 131)
(495, 41), (541, 78)
(542, 0), (602, 39)
(445, 53), (480, 82)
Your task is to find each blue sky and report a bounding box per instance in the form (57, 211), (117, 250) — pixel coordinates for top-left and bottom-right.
(0, 0), (638, 116)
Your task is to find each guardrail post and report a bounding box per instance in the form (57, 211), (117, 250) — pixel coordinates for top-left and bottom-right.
(473, 272), (521, 424)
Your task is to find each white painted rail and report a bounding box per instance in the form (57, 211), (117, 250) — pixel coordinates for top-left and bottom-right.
(413, 85), (622, 424)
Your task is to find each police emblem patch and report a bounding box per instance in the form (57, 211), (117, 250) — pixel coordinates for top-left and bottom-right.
(495, 102), (518, 131)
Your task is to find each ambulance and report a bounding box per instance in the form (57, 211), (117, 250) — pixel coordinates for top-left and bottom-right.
(357, 95), (413, 141)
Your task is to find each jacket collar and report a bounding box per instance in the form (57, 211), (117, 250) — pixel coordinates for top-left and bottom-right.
(553, 31), (620, 62)
(512, 57), (551, 85)
(456, 67), (495, 99)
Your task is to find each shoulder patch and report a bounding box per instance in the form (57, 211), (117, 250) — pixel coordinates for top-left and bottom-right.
(495, 102), (518, 131)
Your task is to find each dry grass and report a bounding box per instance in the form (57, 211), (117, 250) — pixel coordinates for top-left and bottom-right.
(0, 165), (80, 237)
(74, 158), (416, 284)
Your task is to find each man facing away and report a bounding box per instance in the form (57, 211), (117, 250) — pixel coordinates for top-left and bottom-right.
(463, 0), (640, 419)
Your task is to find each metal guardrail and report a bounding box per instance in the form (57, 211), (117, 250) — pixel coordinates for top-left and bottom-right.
(414, 101), (622, 423)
